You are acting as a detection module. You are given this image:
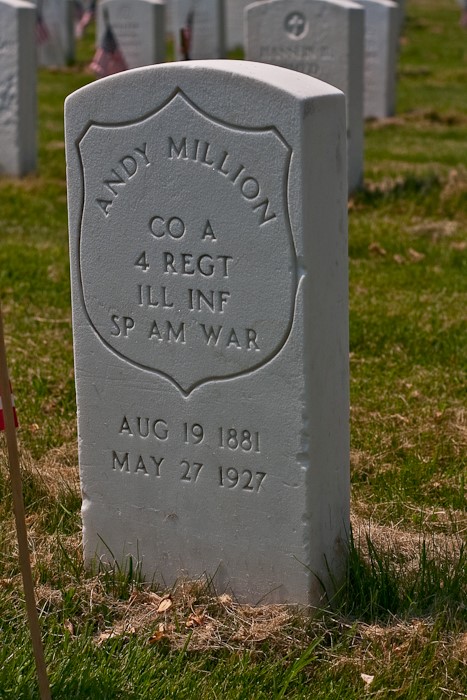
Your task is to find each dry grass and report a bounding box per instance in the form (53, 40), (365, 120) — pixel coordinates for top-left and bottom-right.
(350, 513), (465, 571)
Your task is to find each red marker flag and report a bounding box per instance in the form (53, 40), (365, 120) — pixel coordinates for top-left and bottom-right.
(90, 7), (127, 77)
(0, 381), (18, 432)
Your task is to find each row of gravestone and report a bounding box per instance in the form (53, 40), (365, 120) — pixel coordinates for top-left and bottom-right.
(0, 0), (404, 186)
(27, 0), (407, 62)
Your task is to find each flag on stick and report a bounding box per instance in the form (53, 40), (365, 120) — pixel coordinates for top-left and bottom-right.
(76, 0), (96, 39)
(0, 381), (18, 432)
(35, 1), (50, 45)
(35, 11), (50, 45)
(0, 304), (51, 700)
(90, 7), (127, 77)
(74, 0), (85, 21)
(180, 10), (194, 60)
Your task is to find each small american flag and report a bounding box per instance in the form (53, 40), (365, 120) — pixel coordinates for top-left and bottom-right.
(74, 0), (85, 21)
(75, 0), (96, 39)
(180, 10), (194, 60)
(90, 9), (127, 77)
(0, 382), (18, 432)
(35, 10), (50, 45)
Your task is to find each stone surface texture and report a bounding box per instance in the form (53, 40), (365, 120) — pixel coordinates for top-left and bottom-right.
(97, 0), (166, 70)
(357, 0), (398, 119)
(174, 0), (225, 59)
(245, 0), (364, 192)
(0, 0), (36, 176)
(65, 60), (349, 605)
(34, 0), (75, 66)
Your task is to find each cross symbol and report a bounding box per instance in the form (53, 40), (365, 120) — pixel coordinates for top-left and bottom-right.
(284, 12), (307, 38)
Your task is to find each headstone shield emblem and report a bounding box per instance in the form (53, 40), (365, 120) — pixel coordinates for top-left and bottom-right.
(77, 91), (297, 394)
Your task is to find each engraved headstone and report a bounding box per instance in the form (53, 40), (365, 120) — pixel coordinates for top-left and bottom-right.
(34, 0), (75, 67)
(174, 0), (225, 60)
(96, 0), (166, 70)
(65, 60), (349, 604)
(245, 0), (365, 193)
(0, 0), (36, 176)
(358, 0), (398, 119)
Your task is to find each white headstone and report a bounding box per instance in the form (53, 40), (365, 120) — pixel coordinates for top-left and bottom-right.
(395, 0), (404, 31)
(225, 0), (252, 50)
(165, 0), (174, 34)
(357, 0), (398, 119)
(0, 0), (36, 176)
(245, 0), (364, 193)
(35, 0), (75, 67)
(65, 60), (349, 605)
(174, 0), (225, 60)
(96, 0), (166, 69)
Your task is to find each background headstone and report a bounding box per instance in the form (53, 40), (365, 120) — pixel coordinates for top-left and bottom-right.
(0, 0), (36, 177)
(65, 60), (349, 605)
(225, 0), (252, 50)
(174, 0), (225, 59)
(358, 0), (398, 119)
(245, 0), (365, 192)
(164, 0), (174, 34)
(35, 0), (75, 67)
(395, 0), (405, 31)
(96, 0), (166, 69)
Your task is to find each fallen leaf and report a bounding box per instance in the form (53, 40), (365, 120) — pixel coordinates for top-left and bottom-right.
(450, 241), (467, 251)
(157, 595), (173, 614)
(218, 594), (232, 605)
(96, 631), (114, 645)
(393, 254), (405, 264)
(186, 613), (205, 628)
(361, 673), (375, 686)
(147, 592), (163, 605)
(148, 630), (169, 644)
(0, 578), (14, 588)
(407, 247), (425, 262)
(368, 242), (387, 256)
(391, 413), (409, 423)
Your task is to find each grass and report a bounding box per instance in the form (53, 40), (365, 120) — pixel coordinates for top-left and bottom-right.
(0, 0), (466, 696)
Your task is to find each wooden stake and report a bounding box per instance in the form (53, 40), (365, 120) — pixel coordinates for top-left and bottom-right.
(0, 303), (52, 700)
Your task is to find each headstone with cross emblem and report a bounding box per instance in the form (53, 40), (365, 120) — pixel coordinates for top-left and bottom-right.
(96, 0), (166, 69)
(284, 10), (306, 37)
(245, 0), (365, 193)
(174, 0), (225, 60)
(357, 0), (399, 119)
(0, 0), (36, 176)
(65, 60), (349, 604)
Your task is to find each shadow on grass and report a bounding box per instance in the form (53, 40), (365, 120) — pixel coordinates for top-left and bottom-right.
(332, 527), (466, 624)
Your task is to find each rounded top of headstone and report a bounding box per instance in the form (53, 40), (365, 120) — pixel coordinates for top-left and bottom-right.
(66, 59), (344, 112)
(246, 0), (365, 11)
(1, 0), (36, 8)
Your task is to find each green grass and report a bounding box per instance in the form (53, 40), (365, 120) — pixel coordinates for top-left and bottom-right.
(0, 0), (466, 696)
